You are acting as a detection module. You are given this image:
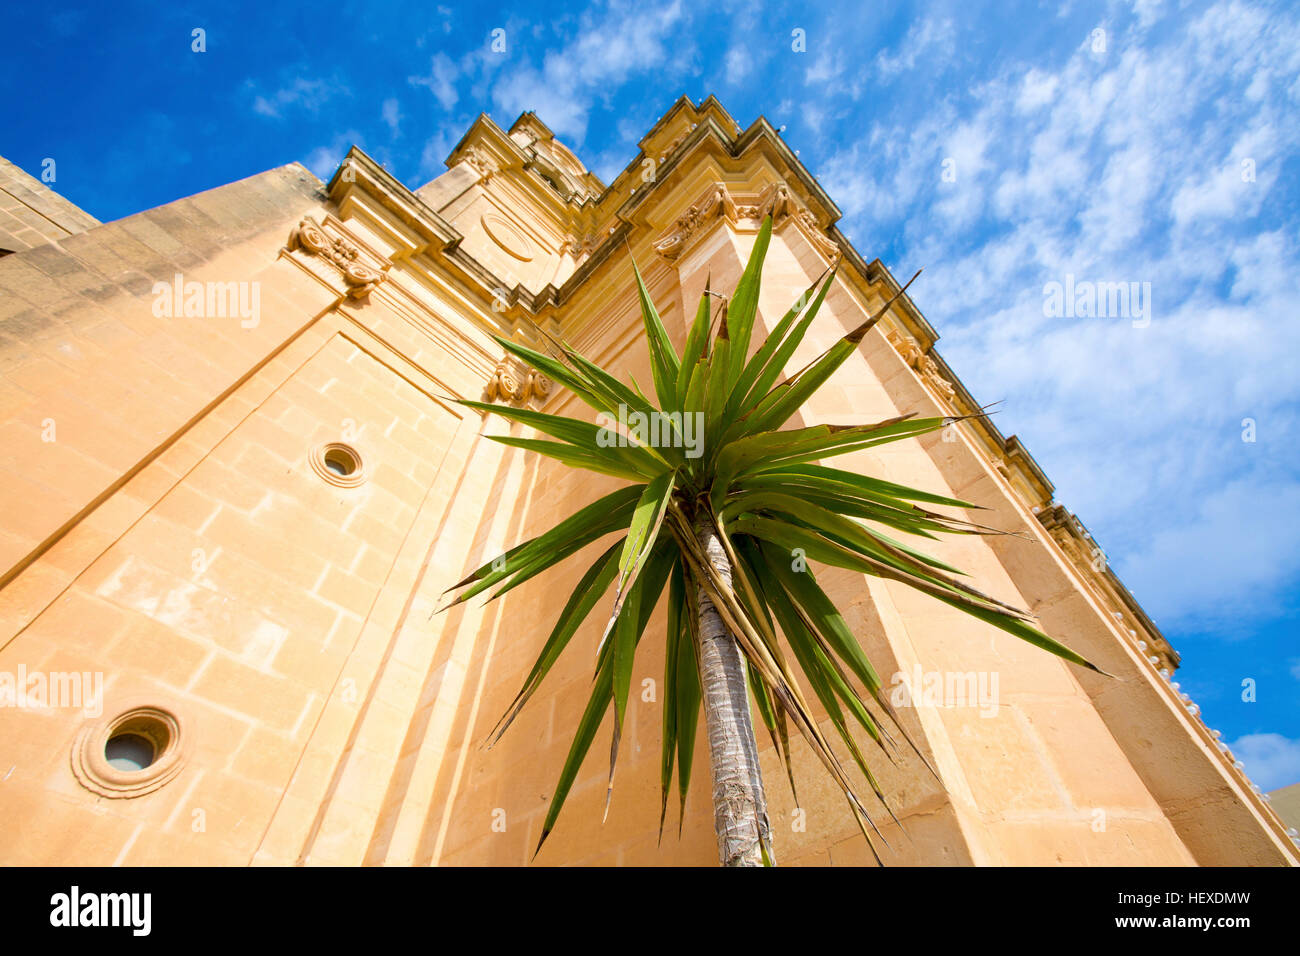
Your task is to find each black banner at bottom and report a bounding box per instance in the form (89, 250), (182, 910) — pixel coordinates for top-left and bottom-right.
(0, 865), (1290, 941)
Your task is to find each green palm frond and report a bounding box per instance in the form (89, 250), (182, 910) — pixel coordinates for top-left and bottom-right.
(442, 215), (1103, 860)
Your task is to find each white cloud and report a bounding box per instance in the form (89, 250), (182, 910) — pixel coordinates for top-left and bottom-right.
(489, 0), (688, 144)
(382, 98), (402, 137)
(813, 1), (1300, 633)
(302, 130), (364, 180)
(1132, 0), (1164, 30)
(1117, 480), (1300, 631)
(251, 77), (347, 118)
(725, 46), (750, 85)
(1016, 69), (1060, 112)
(1230, 733), (1300, 791)
(935, 118), (992, 226)
(805, 52), (842, 87)
(819, 104), (958, 243)
(801, 103), (828, 134)
(303, 147), (341, 180)
(876, 16), (955, 80)
(414, 127), (459, 183)
(1172, 122), (1277, 228)
(409, 52), (460, 111)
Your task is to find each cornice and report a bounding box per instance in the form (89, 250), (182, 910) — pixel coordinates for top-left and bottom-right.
(329, 148), (461, 252)
(636, 94), (741, 157)
(645, 179), (840, 264)
(442, 114), (588, 219)
(1038, 503), (1179, 669)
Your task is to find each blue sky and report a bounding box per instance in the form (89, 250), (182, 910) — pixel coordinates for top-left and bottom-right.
(5, 0), (1298, 789)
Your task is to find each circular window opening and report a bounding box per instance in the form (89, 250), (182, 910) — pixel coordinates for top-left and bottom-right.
(105, 732), (156, 772)
(73, 703), (186, 798)
(323, 446), (358, 477)
(104, 712), (171, 773)
(310, 441), (367, 487)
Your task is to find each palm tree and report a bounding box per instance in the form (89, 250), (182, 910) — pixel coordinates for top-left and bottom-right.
(441, 216), (1101, 867)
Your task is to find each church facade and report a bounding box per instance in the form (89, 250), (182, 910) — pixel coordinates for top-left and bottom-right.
(0, 97), (1293, 866)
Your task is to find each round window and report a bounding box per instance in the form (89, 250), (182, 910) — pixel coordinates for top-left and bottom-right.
(323, 446), (358, 477)
(105, 732), (156, 772)
(73, 703), (186, 798)
(309, 441), (367, 487)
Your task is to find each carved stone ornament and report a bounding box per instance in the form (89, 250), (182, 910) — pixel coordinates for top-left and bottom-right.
(653, 181), (839, 262)
(735, 182), (799, 223)
(652, 183), (737, 260)
(461, 146), (498, 183)
(485, 357), (553, 405)
(560, 233), (601, 263)
(797, 210), (841, 260)
(659, 126), (691, 159)
(886, 328), (956, 402)
(288, 217), (387, 300)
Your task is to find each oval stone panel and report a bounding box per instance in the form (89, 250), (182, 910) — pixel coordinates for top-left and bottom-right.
(480, 212), (534, 262)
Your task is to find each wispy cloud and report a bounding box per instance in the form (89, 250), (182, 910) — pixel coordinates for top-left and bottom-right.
(876, 16), (955, 79)
(381, 98), (402, 137)
(409, 52), (460, 111)
(302, 129), (365, 180)
(488, 0), (691, 144)
(815, 1), (1300, 638)
(725, 47), (751, 86)
(1231, 732), (1300, 791)
(250, 76), (348, 118)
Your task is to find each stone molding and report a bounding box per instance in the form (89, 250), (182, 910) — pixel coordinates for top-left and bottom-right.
(652, 181), (839, 262)
(287, 215), (388, 300)
(461, 146), (499, 184)
(1037, 504), (1179, 672)
(71, 699), (189, 799)
(558, 232), (602, 264)
(885, 327), (957, 404)
(484, 356), (552, 406)
(658, 125), (693, 159)
(308, 441), (368, 488)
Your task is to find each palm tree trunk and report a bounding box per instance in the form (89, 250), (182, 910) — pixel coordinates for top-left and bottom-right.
(693, 517), (774, 867)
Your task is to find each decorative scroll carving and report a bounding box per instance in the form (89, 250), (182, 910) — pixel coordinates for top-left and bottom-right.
(653, 181), (839, 261)
(462, 146), (498, 183)
(797, 210), (841, 260)
(485, 357), (553, 405)
(887, 327), (921, 363)
(737, 182), (799, 223)
(560, 233), (601, 263)
(652, 183), (737, 260)
(886, 328), (956, 402)
(288, 217), (386, 300)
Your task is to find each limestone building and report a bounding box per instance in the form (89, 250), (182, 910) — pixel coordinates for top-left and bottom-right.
(0, 97), (1294, 866)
